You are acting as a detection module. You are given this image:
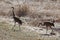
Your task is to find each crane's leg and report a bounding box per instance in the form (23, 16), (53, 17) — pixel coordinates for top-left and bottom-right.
(12, 22), (16, 30)
(19, 24), (21, 31)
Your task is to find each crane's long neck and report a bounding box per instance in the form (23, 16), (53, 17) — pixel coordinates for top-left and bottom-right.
(12, 7), (15, 17)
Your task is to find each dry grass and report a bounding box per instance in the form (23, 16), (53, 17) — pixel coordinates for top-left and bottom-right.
(15, 4), (30, 17)
(0, 0), (60, 40)
(0, 17), (60, 40)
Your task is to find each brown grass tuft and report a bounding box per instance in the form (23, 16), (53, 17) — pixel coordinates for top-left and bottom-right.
(16, 4), (30, 17)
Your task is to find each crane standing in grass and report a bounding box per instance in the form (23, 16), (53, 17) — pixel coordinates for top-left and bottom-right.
(11, 7), (23, 31)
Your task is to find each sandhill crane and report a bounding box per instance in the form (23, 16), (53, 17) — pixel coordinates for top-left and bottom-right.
(11, 7), (23, 31)
(38, 20), (55, 34)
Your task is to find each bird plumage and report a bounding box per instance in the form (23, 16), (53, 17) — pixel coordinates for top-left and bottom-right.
(11, 7), (23, 31)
